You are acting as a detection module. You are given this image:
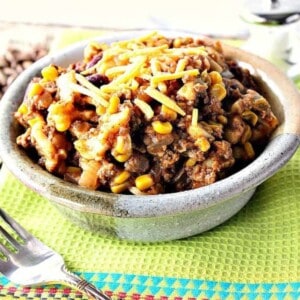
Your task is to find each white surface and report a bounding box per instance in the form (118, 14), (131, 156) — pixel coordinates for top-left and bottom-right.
(0, 0), (247, 37)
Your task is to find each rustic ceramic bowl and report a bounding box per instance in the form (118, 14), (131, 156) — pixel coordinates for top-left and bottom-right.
(0, 31), (299, 242)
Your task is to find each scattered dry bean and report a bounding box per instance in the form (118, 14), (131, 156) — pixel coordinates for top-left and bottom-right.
(0, 44), (48, 99)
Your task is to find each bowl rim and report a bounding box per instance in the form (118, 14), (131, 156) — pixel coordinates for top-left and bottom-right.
(0, 30), (299, 218)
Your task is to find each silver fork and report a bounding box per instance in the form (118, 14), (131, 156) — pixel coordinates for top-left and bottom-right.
(0, 208), (111, 300)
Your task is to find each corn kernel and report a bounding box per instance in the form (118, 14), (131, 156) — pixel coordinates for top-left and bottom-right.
(48, 101), (73, 132)
(56, 117), (71, 132)
(152, 121), (173, 134)
(28, 116), (42, 127)
(157, 82), (167, 94)
(242, 110), (258, 126)
(173, 38), (182, 48)
(108, 94), (120, 114)
(17, 103), (28, 114)
(244, 142), (255, 159)
(161, 105), (177, 121)
(210, 83), (226, 101)
(114, 135), (131, 155)
(185, 158), (196, 167)
(231, 100), (243, 114)
(96, 105), (106, 115)
(135, 174), (154, 191)
(217, 115), (228, 125)
(195, 137), (210, 152)
(41, 65), (58, 81)
(224, 129), (240, 144)
(232, 146), (244, 160)
(241, 125), (252, 144)
(28, 82), (44, 98)
(114, 153), (131, 162)
(254, 97), (269, 110)
(113, 170), (131, 185)
(115, 136), (125, 154)
(209, 71), (222, 85)
(111, 182), (130, 194)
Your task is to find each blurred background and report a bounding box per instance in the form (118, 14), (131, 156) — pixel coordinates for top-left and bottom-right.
(0, 0), (247, 37)
(0, 0), (300, 98)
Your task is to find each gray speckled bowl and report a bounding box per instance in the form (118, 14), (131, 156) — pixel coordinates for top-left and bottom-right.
(0, 31), (299, 242)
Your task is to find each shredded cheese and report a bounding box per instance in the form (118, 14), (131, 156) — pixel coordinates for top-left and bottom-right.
(192, 108), (198, 127)
(100, 83), (129, 93)
(105, 65), (128, 78)
(134, 98), (154, 120)
(74, 73), (109, 106)
(151, 69), (199, 85)
(118, 45), (168, 61)
(69, 82), (109, 108)
(145, 86), (186, 116)
(150, 58), (161, 75)
(175, 58), (188, 72)
(111, 55), (147, 85)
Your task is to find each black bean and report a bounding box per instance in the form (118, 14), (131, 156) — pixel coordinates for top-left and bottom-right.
(86, 74), (109, 87)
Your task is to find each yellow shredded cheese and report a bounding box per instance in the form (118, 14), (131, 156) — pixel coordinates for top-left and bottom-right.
(101, 47), (128, 62)
(151, 69), (199, 85)
(69, 82), (109, 108)
(75, 73), (109, 103)
(105, 65), (128, 78)
(111, 55), (147, 85)
(119, 45), (168, 61)
(96, 59), (117, 75)
(145, 86), (186, 116)
(134, 98), (154, 120)
(130, 79), (139, 91)
(192, 108), (198, 127)
(175, 58), (188, 72)
(150, 58), (161, 75)
(100, 83), (129, 93)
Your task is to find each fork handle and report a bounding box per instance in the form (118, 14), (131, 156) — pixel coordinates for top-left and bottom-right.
(60, 266), (111, 300)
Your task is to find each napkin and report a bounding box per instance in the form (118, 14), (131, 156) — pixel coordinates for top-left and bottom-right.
(0, 29), (299, 300)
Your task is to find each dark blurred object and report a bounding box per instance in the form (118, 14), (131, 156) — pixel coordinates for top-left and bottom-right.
(0, 44), (48, 100)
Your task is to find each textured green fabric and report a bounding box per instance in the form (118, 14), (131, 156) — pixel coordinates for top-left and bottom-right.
(0, 147), (299, 284)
